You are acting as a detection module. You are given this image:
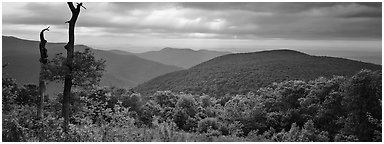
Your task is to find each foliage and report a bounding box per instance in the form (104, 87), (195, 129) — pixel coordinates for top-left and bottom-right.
(152, 91), (179, 108)
(2, 68), (381, 142)
(338, 69), (382, 142)
(16, 84), (39, 106)
(175, 94), (197, 116)
(2, 77), (19, 113)
(45, 48), (106, 89)
(197, 118), (220, 133)
(271, 120), (329, 142)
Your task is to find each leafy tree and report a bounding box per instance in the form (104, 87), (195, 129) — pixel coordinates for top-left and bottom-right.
(16, 84), (39, 106)
(299, 120), (329, 141)
(175, 94), (197, 117)
(199, 95), (214, 108)
(197, 118), (220, 133)
(140, 100), (162, 125)
(152, 91), (179, 108)
(226, 121), (244, 136)
(223, 95), (252, 121)
(272, 120), (329, 142)
(46, 48), (106, 89)
(2, 77), (19, 113)
(172, 94), (198, 131)
(339, 69), (381, 141)
(302, 76), (346, 140)
(120, 93), (144, 114)
(172, 108), (189, 130)
(44, 48), (106, 127)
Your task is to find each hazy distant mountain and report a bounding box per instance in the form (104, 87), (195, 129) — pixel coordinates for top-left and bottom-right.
(135, 47), (231, 69)
(2, 36), (182, 96)
(108, 49), (134, 56)
(135, 49), (381, 97)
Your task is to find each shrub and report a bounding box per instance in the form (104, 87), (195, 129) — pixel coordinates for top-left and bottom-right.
(198, 118), (220, 133)
(140, 101), (161, 126)
(2, 77), (19, 113)
(15, 84), (39, 106)
(271, 120), (329, 142)
(172, 108), (189, 131)
(227, 121), (244, 136)
(200, 95), (213, 108)
(153, 91), (179, 108)
(176, 94), (197, 117)
(121, 93), (143, 114)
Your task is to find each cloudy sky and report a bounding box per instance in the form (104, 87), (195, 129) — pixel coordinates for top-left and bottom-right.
(2, 2), (382, 63)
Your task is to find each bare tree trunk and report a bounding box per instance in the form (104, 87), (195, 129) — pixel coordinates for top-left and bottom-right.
(38, 26), (49, 120)
(37, 26), (49, 142)
(62, 2), (83, 133)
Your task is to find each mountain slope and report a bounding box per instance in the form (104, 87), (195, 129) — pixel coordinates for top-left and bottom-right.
(136, 47), (231, 68)
(2, 36), (183, 95)
(108, 49), (134, 56)
(135, 49), (381, 97)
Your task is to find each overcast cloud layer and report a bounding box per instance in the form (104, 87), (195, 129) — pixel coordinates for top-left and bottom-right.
(2, 2), (382, 62)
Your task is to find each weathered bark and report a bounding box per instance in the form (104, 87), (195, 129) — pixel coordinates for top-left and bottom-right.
(62, 2), (83, 133)
(38, 26), (49, 119)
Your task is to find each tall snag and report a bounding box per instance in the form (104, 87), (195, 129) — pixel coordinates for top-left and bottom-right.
(38, 26), (49, 119)
(62, 2), (84, 133)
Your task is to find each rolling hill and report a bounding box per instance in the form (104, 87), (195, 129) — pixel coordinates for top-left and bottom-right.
(2, 36), (183, 96)
(135, 49), (381, 97)
(135, 47), (231, 69)
(108, 49), (134, 56)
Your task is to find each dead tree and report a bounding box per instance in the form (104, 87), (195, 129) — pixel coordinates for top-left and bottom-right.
(38, 26), (50, 119)
(62, 2), (84, 133)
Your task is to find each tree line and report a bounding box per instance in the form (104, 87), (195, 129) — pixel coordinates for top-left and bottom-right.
(3, 63), (381, 141)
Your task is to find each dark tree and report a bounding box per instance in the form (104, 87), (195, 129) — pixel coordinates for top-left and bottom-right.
(62, 2), (84, 133)
(37, 26), (49, 119)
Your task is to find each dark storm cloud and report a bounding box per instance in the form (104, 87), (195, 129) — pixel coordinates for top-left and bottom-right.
(178, 2), (336, 13)
(108, 2), (178, 10)
(357, 2), (381, 8)
(2, 2), (382, 40)
(178, 2), (381, 18)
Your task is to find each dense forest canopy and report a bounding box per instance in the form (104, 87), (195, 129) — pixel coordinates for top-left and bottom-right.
(3, 57), (382, 141)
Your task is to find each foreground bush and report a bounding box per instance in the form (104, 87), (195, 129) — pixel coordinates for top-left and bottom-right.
(197, 118), (220, 133)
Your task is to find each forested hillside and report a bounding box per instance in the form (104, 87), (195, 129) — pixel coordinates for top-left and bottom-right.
(136, 49), (381, 97)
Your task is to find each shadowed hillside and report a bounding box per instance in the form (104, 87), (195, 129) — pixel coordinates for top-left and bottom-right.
(2, 36), (183, 96)
(135, 49), (381, 97)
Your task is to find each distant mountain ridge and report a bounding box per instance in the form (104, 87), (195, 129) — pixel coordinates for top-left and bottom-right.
(135, 49), (381, 97)
(2, 36), (182, 96)
(135, 47), (231, 68)
(108, 49), (134, 56)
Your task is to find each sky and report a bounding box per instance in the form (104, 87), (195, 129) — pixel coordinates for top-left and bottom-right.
(2, 2), (382, 64)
